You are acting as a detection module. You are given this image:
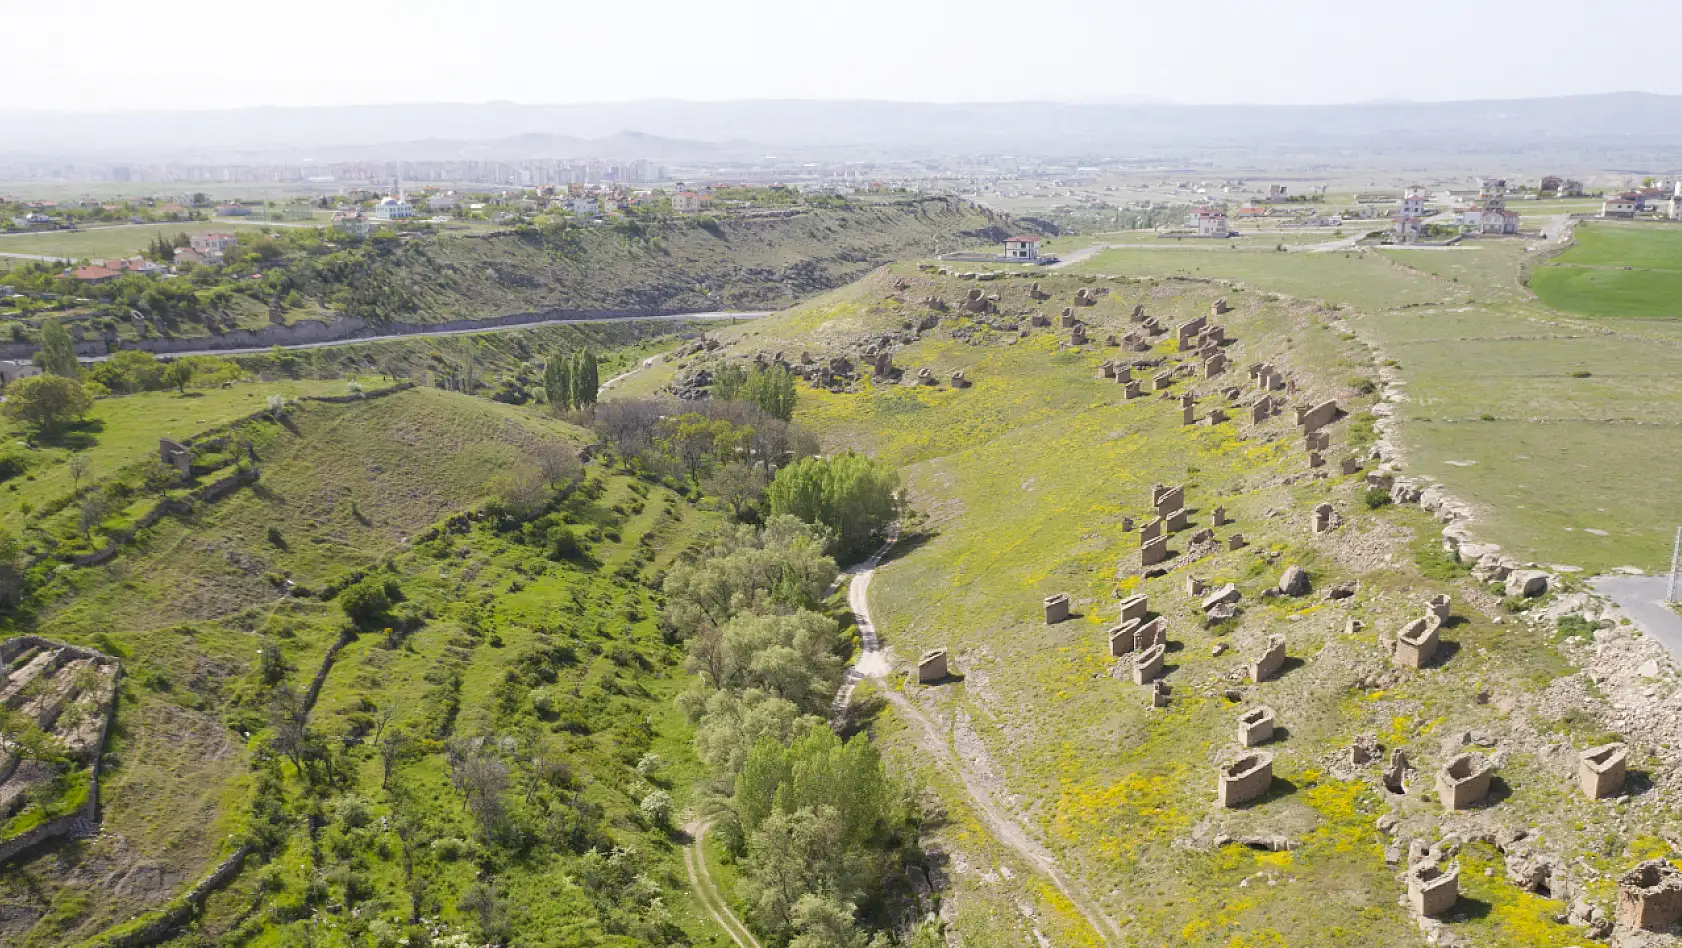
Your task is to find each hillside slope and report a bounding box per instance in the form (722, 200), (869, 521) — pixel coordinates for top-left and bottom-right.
(0, 388), (733, 946)
(633, 266), (1671, 947)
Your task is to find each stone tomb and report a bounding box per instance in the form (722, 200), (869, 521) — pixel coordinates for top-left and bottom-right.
(1153, 485), (1184, 515)
(159, 438), (192, 476)
(1408, 863), (1461, 917)
(1141, 537), (1169, 566)
(1217, 752), (1273, 807)
(1311, 503), (1335, 534)
(1044, 594), (1070, 624)
(1249, 634), (1286, 682)
(1394, 615), (1441, 669)
(1163, 507), (1189, 532)
(1426, 594), (1451, 622)
(1298, 399), (1340, 433)
(1153, 372), (1174, 392)
(1132, 644), (1166, 684)
(1108, 621), (1141, 657)
(1227, 533), (1247, 551)
(1579, 743), (1628, 800)
(918, 649), (949, 683)
(1618, 860), (1682, 931)
(1238, 706), (1276, 747)
(1140, 517), (1163, 543)
(1436, 753), (1494, 810)
(1212, 506), (1229, 527)
(1118, 594), (1149, 624)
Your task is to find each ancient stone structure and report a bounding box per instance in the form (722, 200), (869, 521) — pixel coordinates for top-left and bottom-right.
(1071, 324), (1088, 346)
(1239, 706), (1276, 747)
(1205, 407), (1228, 425)
(1250, 634), (1286, 682)
(1298, 399), (1340, 433)
(1308, 451), (1325, 469)
(1339, 457), (1360, 476)
(1029, 281), (1048, 301)
(1141, 536), (1168, 566)
(950, 371), (971, 389)
(1182, 405), (1197, 426)
(1153, 372), (1173, 392)
(1251, 397), (1272, 424)
(1119, 594), (1149, 624)
(1099, 361), (1116, 379)
(1135, 616), (1166, 651)
(1123, 380), (1142, 398)
(1217, 752), (1273, 807)
(1436, 753), (1494, 810)
(1130, 304), (1146, 322)
(1227, 533), (1246, 550)
(1426, 594), (1451, 622)
(1185, 575), (1205, 597)
(1060, 307), (1076, 327)
(1153, 485), (1183, 514)
(1212, 506), (1228, 527)
(871, 352), (898, 379)
(1132, 644), (1166, 684)
(1176, 314), (1208, 348)
(1150, 680), (1171, 707)
(159, 438), (192, 476)
(1213, 298), (1232, 315)
(1618, 860), (1682, 931)
(1408, 863), (1461, 917)
(1305, 430), (1330, 452)
(1311, 503), (1335, 534)
(1140, 518), (1163, 543)
(1113, 365), (1132, 384)
(1164, 507), (1188, 532)
(915, 367), (936, 386)
(1109, 622), (1140, 657)
(1578, 743), (1628, 800)
(918, 649), (949, 683)
(1044, 594), (1070, 624)
(1394, 615), (1441, 669)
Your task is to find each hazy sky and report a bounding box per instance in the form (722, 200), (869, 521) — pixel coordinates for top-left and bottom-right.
(7, 0), (1681, 112)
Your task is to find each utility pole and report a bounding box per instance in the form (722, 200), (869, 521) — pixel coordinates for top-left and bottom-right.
(1669, 526), (1682, 603)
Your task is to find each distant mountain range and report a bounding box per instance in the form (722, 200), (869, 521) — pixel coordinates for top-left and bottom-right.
(6, 94), (1682, 163)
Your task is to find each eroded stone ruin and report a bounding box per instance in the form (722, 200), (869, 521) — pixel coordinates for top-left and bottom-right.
(1435, 752), (1494, 810)
(918, 649), (949, 684)
(1218, 752), (1274, 807)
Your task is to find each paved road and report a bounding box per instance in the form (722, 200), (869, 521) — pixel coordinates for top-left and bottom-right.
(1047, 244), (1110, 270)
(1590, 575), (1682, 662)
(80, 311), (770, 362)
(0, 250), (73, 262)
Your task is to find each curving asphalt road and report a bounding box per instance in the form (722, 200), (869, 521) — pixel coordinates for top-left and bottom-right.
(1589, 575), (1682, 662)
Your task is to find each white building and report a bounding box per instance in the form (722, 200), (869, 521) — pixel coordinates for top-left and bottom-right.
(1192, 209), (1230, 237)
(672, 191), (701, 213)
(1003, 234), (1041, 261)
(1670, 183), (1682, 221)
(374, 196), (415, 220)
(1396, 187), (1427, 241)
(1601, 196), (1638, 219)
(568, 197), (598, 215)
(1458, 180), (1519, 234)
(189, 232), (239, 256)
(427, 192), (460, 211)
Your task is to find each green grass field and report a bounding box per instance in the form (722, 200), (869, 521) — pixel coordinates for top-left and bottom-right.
(0, 221), (301, 262)
(1528, 222), (1682, 318)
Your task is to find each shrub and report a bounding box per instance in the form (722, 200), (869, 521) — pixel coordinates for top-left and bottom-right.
(1557, 614), (1595, 640)
(339, 577), (396, 631)
(1570, 370), (1592, 379)
(1362, 486), (1393, 510)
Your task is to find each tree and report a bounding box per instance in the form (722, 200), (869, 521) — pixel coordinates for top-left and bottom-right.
(543, 353), (573, 411)
(742, 364), (798, 421)
(2, 374), (93, 435)
(569, 349), (599, 410)
(706, 461), (767, 520)
(0, 527), (24, 608)
(34, 318), (80, 379)
(68, 454), (90, 491)
(766, 452), (899, 561)
(339, 576), (398, 631)
(162, 360), (194, 394)
(533, 441), (581, 489)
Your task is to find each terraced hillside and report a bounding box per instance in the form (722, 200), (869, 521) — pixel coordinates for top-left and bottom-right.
(0, 386), (735, 946)
(624, 266), (1679, 947)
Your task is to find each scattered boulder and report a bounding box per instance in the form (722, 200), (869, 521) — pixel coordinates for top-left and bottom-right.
(1278, 566), (1309, 597)
(1505, 570), (1550, 598)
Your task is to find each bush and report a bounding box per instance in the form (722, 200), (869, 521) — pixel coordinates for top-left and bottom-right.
(1557, 614), (1595, 640)
(339, 577), (397, 631)
(431, 837), (468, 861)
(1570, 370), (1592, 378)
(1362, 486), (1393, 510)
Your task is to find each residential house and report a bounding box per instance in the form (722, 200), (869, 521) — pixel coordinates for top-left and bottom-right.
(103, 256), (165, 276)
(1559, 179), (1585, 198)
(1192, 208), (1231, 237)
(1539, 175), (1562, 195)
(427, 192), (460, 212)
(567, 197), (598, 215)
(173, 247), (210, 267)
(9, 212), (56, 228)
(1266, 184), (1289, 201)
(1396, 187), (1428, 241)
(1458, 178), (1519, 234)
(1002, 235), (1041, 261)
(190, 232), (240, 256)
(1601, 195), (1638, 219)
(68, 265), (121, 284)
(672, 191), (702, 213)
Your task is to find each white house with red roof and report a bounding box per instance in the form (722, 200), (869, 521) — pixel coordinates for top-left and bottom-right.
(1003, 234), (1042, 261)
(190, 232), (240, 256)
(1192, 208), (1230, 237)
(672, 191), (702, 213)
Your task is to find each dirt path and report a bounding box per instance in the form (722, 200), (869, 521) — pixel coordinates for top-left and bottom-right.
(682, 819), (762, 948)
(835, 528), (1122, 946)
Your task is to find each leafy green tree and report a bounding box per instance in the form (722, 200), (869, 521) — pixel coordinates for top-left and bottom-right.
(163, 360), (194, 394)
(97, 349), (165, 393)
(35, 318), (80, 378)
(543, 353), (573, 410)
(568, 349), (599, 409)
(742, 364), (798, 421)
(712, 362), (749, 400)
(687, 688), (820, 774)
(766, 452), (899, 561)
(1, 374), (93, 434)
(687, 611), (844, 712)
(339, 576), (399, 631)
(789, 895), (869, 948)
(741, 805), (851, 935)
(662, 517), (836, 640)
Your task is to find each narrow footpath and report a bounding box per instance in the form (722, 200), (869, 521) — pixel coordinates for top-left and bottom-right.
(832, 528), (1122, 946)
(682, 820), (762, 948)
